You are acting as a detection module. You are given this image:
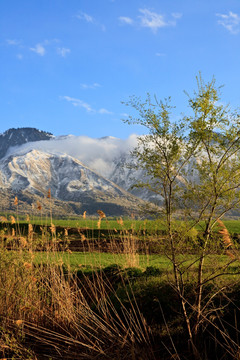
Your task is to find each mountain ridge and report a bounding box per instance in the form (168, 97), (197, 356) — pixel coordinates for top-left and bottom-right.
(0, 127), (53, 160)
(0, 128), (149, 216)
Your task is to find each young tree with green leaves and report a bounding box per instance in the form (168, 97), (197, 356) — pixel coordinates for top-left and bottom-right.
(123, 75), (240, 354)
(122, 94), (198, 345)
(184, 75), (240, 335)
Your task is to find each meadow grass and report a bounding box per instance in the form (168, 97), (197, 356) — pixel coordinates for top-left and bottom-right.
(0, 213), (167, 231)
(32, 251), (238, 271)
(33, 251), (172, 270)
(32, 217), (167, 232)
(2, 213), (240, 234)
(221, 220), (240, 234)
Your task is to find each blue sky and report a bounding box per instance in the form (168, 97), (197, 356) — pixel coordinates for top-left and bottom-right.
(1, 0), (240, 138)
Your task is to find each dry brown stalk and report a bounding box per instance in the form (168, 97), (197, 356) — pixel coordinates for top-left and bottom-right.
(28, 224), (34, 242)
(37, 201), (42, 211)
(97, 210), (106, 219)
(117, 217), (124, 226)
(10, 215), (16, 224)
(28, 223), (33, 234)
(47, 188), (51, 198)
(80, 233), (86, 241)
(15, 319), (24, 327)
(225, 250), (236, 259)
(19, 237), (27, 247)
(23, 262), (32, 270)
(50, 223), (56, 235)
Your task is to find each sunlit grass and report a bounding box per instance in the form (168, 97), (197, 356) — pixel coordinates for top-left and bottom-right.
(2, 214), (240, 235)
(32, 251), (239, 273)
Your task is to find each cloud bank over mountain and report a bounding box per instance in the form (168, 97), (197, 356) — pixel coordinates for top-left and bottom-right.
(5, 134), (138, 178)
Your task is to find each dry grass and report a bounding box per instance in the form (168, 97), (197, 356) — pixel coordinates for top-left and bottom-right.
(0, 204), (154, 360)
(1, 197), (240, 359)
(0, 245), (154, 359)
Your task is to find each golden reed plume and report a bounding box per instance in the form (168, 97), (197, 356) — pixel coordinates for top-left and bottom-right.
(37, 201), (42, 211)
(10, 215), (16, 224)
(217, 219), (239, 260)
(47, 189), (51, 199)
(97, 210), (106, 219)
(217, 219), (233, 249)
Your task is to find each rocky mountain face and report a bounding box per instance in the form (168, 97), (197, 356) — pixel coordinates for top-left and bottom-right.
(0, 128), (53, 159)
(0, 129), (148, 216)
(109, 154), (162, 203)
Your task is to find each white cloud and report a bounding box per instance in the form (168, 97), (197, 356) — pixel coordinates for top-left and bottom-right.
(120, 9), (179, 33)
(57, 47), (71, 57)
(76, 11), (94, 23)
(61, 96), (95, 112)
(43, 39), (61, 46)
(76, 11), (106, 31)
(6, 134), (138, 178)
(99, 108), (113, 115)
(30, 43), (46, 56)
(119, 16), (134, 25)
(156, 52), (166, 57)
(6, 39), (21, 46)
(138, 8), (176, 33)
(80, 83), (101, 89)
(172, 13), (182, 19)
(61, 96), (112, 115)
(7, 38), (71, 58)
(216, 11), (240, 34)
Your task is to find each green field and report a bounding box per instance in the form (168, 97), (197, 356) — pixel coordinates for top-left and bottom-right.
(2, 214), (240, 234)
(33, 251), (170, 269)
(1, 214), (165, 231)
(33, 251), (240, 274)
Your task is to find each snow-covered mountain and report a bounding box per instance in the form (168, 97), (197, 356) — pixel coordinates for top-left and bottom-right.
(0, 128), (53, 159)
(0, 128), (149, 215)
